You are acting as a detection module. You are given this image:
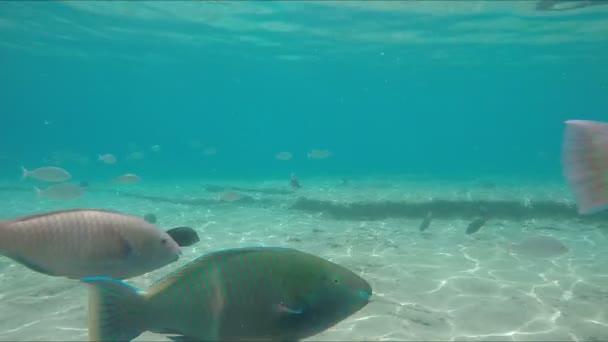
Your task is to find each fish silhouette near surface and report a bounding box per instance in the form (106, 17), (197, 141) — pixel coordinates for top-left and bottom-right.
(0, 209), (185, 279)
(82, 246), (372, 342)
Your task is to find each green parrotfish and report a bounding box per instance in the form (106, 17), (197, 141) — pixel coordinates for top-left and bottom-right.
(82, 246), (372, 342)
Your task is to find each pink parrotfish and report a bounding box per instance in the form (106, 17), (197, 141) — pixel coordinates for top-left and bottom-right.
(0, 209), (184, 279)
(562, 120), (608, 215)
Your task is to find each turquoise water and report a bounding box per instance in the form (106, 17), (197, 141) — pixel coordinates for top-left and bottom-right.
(1, 1), (607, 180)
(1, 1), (608, 341)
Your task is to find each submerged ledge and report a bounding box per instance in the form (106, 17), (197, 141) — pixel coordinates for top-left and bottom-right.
(4, 184), (608, 222)
(290, 197), (608, 222)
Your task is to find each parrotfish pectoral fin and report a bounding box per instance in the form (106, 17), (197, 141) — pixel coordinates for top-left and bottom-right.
(103, 231), (134, 260)
(562, 120), (608, 215)
(277, 303), (304, 315)
(81, 277), (147, 342)
(119, 236), (134, 259)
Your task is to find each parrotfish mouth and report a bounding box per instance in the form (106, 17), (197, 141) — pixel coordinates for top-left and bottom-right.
(358, 290), (372, 302)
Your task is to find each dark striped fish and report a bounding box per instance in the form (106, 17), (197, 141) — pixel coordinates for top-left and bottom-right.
(418, 211), (433, 232)
(165, 226), (200, 247)
(466, 216), (489, 235)
(83, 247), (372, 342)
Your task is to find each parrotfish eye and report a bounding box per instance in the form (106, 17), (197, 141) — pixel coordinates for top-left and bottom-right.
(326, 275), (341, 285)
(160, 238), (168, 245)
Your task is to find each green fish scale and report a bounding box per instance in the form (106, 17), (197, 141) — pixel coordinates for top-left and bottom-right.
(245, 255), (259, 305)
(221, 252), (285, 310)
(223, 256), (244, 303)
(233, 254), (249, 306)
(224, 254), (243, 307)
(191, 263), (209, 320)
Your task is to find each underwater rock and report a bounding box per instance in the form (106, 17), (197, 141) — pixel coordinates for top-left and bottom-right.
(510, 235), (569, 258)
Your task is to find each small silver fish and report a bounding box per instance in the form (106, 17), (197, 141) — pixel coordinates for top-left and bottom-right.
(219, 191), (241, 202)
(307, 149), (332, 159)
(21, 166), (71, 182)
(35, 183), (84, 201)
(98, 154), (117, 164)
(0, 209), (181, 279)
(114, 173), (141, 184)
(203, 147), (217, 156)
(276, 151), (293, 160)
(126, 151), (145, 161)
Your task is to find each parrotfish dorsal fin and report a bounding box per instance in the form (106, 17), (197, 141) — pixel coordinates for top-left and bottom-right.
(10, 209), (126, 224)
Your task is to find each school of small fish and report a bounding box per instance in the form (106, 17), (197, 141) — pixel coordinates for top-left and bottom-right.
(20, 145), (336, 203)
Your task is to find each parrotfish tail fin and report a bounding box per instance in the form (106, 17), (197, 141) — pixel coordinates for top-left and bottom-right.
(82, 277), (148, 342)
(562, 120), (608, 215)
(20, 166), (28, 181)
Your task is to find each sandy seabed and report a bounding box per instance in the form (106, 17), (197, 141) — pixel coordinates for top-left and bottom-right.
(0, 177), (606, 341)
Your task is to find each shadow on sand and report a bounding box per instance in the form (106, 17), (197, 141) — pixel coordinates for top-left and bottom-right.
(290, 197), (608, 222)
(4, 185), (607, 222)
